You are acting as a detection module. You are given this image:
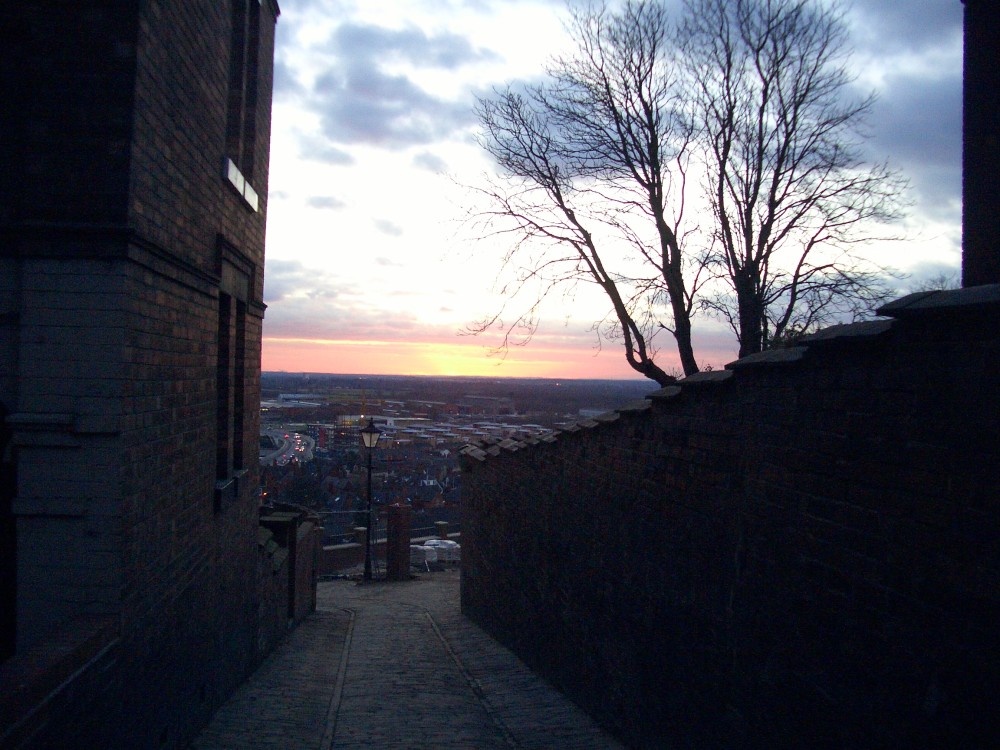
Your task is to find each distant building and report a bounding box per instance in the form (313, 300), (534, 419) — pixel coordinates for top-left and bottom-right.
(458, 395), (516, 417)
(1, 2), (280, 747)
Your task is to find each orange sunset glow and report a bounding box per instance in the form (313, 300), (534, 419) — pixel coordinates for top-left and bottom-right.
(261, 337), (650, 380)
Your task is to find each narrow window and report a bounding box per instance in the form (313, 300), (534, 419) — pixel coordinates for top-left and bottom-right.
(232, 300), (247, 471)
(241, 1), (260, 179)
(216, 293), (233, 480)
(225, 1), (248, 167)
(226, 0), (260, 181)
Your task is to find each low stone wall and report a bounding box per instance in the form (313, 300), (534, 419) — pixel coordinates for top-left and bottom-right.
(461, 287), (1000, 749)
(256, 506), (322, 663)
(319, 531), (461, 576)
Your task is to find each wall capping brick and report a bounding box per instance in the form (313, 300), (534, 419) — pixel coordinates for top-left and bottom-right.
(878, 282), (1000, 317)
(726, 345), (806, 369)
(462, 287), (1000, 473)
(648, 385), (682, 401)
(798, 318), (895, 343)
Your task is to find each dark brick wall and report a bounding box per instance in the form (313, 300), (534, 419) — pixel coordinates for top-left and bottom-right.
(1, 2), (280, 748)
(962, 0), (1000, 286)
(117, 260), (255, 747)
(462, 289), (1000, 749)
(113, 1), (276, 745)
(129, 0), (275, 285)
(0, 2), (137, 226)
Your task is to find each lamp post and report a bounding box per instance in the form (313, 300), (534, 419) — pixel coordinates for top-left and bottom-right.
(359, 418), (381, 582)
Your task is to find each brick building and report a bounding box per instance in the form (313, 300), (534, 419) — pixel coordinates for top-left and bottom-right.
(1, 2), (282, 747)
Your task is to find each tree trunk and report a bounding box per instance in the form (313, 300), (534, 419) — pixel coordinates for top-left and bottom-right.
(672, 304), (699, 376)
(735, 271), (765, 357)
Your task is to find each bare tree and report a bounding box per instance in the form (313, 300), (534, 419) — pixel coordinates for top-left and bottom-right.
(682, 0), (906, 356)
(472, 0), (703, 384)
(905, 270), (960, 294)
(472, 0), (905, 380)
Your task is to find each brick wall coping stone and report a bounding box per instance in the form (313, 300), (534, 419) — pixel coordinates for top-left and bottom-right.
(296, 520), (316, 542)
(616, 399), (654, 412)
(798, 318), (895, 342)
(675, 369), (737, 384)
(727, 346), (807, 369)
(460, 285), (1000, 465)
(258, 527), (288, 572)
(878, 282), (1000, 316)
(648, 385), (682, 401)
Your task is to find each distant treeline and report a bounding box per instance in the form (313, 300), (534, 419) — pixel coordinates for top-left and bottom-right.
(261, 372), (656, 417)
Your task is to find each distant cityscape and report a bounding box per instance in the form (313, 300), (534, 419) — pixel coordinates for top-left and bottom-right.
(258, 372), (656, 544)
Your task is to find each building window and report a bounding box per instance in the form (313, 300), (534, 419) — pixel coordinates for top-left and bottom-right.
(233, 299), (247, 472)
(215, 294), (248, 480)
(216, 293), (233, 481)
(215, 236), (254, 508)
(224, 0), (261, 211)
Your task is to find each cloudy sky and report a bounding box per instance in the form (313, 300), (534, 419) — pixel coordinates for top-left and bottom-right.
(261, 0), (964, 380)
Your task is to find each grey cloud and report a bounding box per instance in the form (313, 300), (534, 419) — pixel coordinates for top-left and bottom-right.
(260, 258), (438, 341)
(373, 219), (404, 236)
(840, 1), (963, 225)
(263, 259), (400, 342)
(849, 0), (962, 55)
(329, 22), (500, 69)
(301, 20), (489, 150)
(273, 56), (306, 101)
(413, 151), (448, 172)
(306, 196), (348, 210)
(297, 135), (356, 165)
(264, 301), (424, 342)
(315, 146), (355, 165)
(867, 70), (962, 221)
(871, 74), (961, 167)
(263, 259), (353, 304)
(312, 62), (476, 149)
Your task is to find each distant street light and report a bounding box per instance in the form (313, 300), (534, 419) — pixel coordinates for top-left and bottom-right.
(360, 418), (382, 582)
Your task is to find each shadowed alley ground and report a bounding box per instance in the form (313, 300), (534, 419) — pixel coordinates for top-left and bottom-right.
(189, 568), (624, 749)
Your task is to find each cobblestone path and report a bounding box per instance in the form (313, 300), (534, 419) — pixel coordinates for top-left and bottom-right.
(190, 568), (624, 749)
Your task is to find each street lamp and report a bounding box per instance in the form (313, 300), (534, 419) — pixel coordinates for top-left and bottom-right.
(359, 418), (381, 582)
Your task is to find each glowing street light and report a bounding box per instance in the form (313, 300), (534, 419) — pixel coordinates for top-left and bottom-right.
(359, 418), (381, 582)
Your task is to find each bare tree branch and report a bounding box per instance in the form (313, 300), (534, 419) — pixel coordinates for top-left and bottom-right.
(683, 0), (907, 355)
(469, 0), (907, 380)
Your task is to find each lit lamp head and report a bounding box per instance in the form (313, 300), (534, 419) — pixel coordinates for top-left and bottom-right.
(360, 418), (381, 449)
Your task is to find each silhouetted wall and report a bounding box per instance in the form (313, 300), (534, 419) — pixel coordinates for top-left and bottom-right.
(962, 0), (1000, 286)
(462, 287), (1000, 749)
(0, 2), (281, 748)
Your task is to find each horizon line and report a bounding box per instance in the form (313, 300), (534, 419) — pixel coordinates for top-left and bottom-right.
(261, 370), (653, 383)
